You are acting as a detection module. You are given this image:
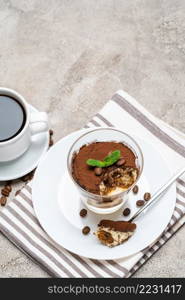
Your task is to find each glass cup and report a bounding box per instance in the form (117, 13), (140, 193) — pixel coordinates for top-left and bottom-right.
(67, 128), (144, 214)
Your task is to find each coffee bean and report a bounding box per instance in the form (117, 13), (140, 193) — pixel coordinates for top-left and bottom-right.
(21, 170), (35, 182)
(123, 208), (131, 216)
(0, 196), (7, 206)
(15, 190), (20, 196)
(144, 192), (151, 201)
(21, 175), (30, 182)
(116, 158), (126, 166)
(5, 185), (12, 192)
(22, 170), (35, 182)
(49, 129), (54, 136)
(80, 209), (87, 217)
(94, 167), (102, 176)
(82, 226), (90, 235)
(1, 188), (9, 197)
(133, 185), (139, 194)
(136, 200), (145, 207)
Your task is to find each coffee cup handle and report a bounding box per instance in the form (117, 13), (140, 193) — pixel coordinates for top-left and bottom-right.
(30, 112), (48, 135)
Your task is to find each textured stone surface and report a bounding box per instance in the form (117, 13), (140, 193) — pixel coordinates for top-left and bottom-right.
(0, 0), (185, 277)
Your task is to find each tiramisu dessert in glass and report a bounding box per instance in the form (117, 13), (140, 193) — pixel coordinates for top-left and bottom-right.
(67, 128), (144, 214)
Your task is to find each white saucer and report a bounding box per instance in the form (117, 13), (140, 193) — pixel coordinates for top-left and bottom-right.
(0, 105), (49, 181)
(32, 128), (176, 260)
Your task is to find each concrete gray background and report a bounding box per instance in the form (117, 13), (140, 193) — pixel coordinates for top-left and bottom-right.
(0, 0), (185, 277)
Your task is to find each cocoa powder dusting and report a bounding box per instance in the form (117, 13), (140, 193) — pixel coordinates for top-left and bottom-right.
(72, 142), (137, 194)
(98, 220), (136, 232)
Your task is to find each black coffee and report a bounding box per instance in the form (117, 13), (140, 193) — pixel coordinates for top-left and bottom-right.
(0, 95), (26, 142)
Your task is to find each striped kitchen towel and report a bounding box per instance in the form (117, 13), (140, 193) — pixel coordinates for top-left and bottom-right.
(0, 90), (185, 278)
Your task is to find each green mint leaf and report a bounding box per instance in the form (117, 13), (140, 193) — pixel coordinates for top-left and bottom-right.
(86, 150), (121, 168)
(103, 150), (121, 167)
(86, 159), (105, 167)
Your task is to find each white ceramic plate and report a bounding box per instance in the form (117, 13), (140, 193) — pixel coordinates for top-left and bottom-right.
(0, 105), (49, 181)
(32, 128), (176, 260)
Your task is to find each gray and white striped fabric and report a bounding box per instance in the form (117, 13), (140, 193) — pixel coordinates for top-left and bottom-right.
(0, 90), (185, 278)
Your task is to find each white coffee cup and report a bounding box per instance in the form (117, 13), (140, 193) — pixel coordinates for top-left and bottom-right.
(0, 87), (48, 162)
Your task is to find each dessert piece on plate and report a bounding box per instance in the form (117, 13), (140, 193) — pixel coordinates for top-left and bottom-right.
(94, 219), (136, 247)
